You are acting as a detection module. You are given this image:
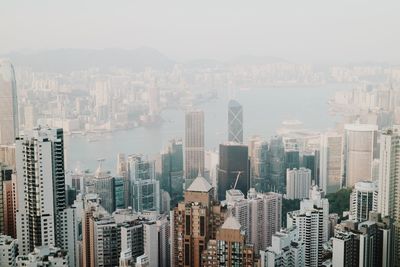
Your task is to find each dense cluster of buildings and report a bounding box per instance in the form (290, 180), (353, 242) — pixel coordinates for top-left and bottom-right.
(3, 56), (400, 267)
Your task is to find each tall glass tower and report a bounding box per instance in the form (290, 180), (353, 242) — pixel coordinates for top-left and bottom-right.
(228, 99), (243, 144)
(0, 60), (19, 145)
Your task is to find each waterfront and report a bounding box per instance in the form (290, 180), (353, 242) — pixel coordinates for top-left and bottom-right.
(66, 84), (351, 172)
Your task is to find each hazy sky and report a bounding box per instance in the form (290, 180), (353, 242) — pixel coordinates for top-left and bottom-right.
(1, 0), (399, 63)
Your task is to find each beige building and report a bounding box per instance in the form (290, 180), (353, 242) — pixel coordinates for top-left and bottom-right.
(170, 174), (226, 267)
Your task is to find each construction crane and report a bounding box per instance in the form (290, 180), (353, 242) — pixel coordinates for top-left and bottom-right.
(231, 171), (243, 190)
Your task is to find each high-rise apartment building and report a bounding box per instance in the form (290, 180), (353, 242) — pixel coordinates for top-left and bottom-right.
(349, 181), (378, 222)
(0, 60), (19, 146)
(343, 124), (377, 187)
(319, 132), (343, 193)
(184, 110), (205, 187)
(128, 155), (160, 213)
(217, 143), (249, 201)
(378, 127), (400, 263)
(0, 235), (17, 267)
(286, 168), (311, 200)
(170, 174), (226, 267)
(259, 226), (305, 267)
(16, 246), (69, 267)
(224, 188), (282, 253)
(201, 216), (255, 267)
(228, 99), (243, 144)
(15, 127), (66, 255)
(287, 186), (329, 267)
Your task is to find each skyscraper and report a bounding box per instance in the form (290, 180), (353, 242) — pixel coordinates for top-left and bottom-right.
(0, 60), (19, 145)
(349, 181), (378, 222)
(287, 186), (329, 267)
(228, 99), (243, 144)
(268, 136), (285, 191)
(343, 124), (377, 187)
(319, 132), (343, 193)
(161, 139), (184, 206)
(286, 168), (312, 200)
(15, 127), (66, 255)
(249, 138), (268, 192)
(93, 164), (116, 214)
(378, 127), (400, 262)
(224, 188), (282, 253)
(201, 216), (255, 267)
(128, 155), (160, 212)
(184, 110), (205, 187)
(170, 174), (226, 267)
(217, 143), (249, 201)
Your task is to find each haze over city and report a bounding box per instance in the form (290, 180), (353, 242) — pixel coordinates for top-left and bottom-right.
(0, 2), (400, 267)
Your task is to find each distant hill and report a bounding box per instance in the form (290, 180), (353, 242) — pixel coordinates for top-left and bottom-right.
(3, 47), (175, 72)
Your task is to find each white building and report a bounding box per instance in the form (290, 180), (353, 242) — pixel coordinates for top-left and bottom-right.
(0, 60), (19, 146)
(15, 127), (66, 255)
(260, 226), (305, 267)
(286, 168), (311, 200)
(287, 186), (329, 267)
(0, 235), (17, 267)
(343, 124), (377, 187)
(378, 127), (400, 262)
(16, 246), (69, 267)
(224, 188), (282, 253)
(319, 132), (342, 193)
(349, 181), (378, 222)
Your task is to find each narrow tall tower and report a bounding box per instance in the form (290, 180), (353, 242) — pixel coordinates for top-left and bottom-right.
(0, 60), (19, 145)
(228, 100), (243, 144)
(184, 110), (205, 187)
(15, 127), (66, 255)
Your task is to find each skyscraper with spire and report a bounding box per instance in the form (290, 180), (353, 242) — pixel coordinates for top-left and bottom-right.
(0, 60), (19, 145)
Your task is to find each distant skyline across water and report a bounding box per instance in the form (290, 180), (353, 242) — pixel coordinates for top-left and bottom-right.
(66, 84), (351, 172)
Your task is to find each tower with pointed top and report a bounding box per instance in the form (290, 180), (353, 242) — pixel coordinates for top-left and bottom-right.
(171, 174), (226, 267)
(228, 100), (243, 144)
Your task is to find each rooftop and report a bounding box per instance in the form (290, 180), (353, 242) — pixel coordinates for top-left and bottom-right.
(221, 216), (241, 230)
(186, 174), (212, 192)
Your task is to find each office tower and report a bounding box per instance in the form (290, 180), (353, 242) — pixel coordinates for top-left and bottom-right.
(205, 149), (219, 196)
(268, 136), (285, 191)
(16, 246), (69, 267)
(287, 186), (329, 267)
(378, 127), (400, 262)
(250, 139), (269, 192)
(15, 127), (66, 255)
(93, 164), (116, 214)
(301, 152), (315, 180)
(0, 235), (17, 267)
(128, 155), (160, 212)
(284, 148), (300, 173)
(184, 110), (205, 187)
(286, 168), (312, 200)
(0, 60), (19, 146)
(228, 99), (243, 144)
(116, 153), (130, 208)
(343, 124), (377, 187)
(161, 139), (184, 207)
(114, 176), (125, 209)
(170, 174), (226, 267)
(259, 226), (305, 267)
(225, 188), (282, 253)
(201, 216), (255, 267)
(332, 212), (392, 267)
(349, 181), (378, 222)
(217, 143), (249, 201)
(319, 133), (343, 193)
